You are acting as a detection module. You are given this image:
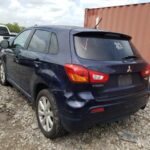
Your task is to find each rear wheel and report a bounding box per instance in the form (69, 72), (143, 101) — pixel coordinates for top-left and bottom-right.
(0, 62), (7, 85)
(36, 89), (66, 139)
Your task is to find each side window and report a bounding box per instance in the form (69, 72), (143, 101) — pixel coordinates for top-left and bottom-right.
(0, 27), (9, 35)
(28, 30), (51, 53)
(13, 30), (31, 48)
(49, 33), (59, 54)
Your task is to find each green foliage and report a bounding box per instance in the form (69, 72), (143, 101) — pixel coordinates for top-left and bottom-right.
(5, 23), (25, 33)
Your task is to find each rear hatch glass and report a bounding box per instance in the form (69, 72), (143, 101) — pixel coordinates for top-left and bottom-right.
(74, 35), (138, 61)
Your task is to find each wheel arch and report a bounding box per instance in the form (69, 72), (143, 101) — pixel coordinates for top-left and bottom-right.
(32, 82), (49, 103)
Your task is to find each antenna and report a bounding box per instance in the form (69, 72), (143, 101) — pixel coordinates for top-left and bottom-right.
(94, 17), (102, 29)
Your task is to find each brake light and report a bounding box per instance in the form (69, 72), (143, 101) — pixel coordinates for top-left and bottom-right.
(64, 64), (109, 83)
(141, 65), (150, 77)
(64, 64), (89, 83)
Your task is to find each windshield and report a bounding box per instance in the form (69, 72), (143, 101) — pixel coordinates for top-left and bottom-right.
(74, 36), (136, 61)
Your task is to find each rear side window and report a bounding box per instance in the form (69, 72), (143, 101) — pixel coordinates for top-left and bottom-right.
(74, 36), (135, 61)
(49, 33), (59, 54)
(0, 27), (9, 35)
(28, 30), (51, 53)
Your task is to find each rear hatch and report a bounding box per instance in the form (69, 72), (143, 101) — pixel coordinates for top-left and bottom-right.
(71, 31), (149, 99)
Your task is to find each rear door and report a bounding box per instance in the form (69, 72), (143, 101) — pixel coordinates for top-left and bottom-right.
(16, 29), (51, 94)
(71, 32), (148, 99)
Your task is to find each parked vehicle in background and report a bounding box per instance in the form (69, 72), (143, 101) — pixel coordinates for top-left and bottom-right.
(0, 25), (16, 61)
(0, 25), (16, 42)
(0, 25), (10, 41)
(0, 26), (149, 139)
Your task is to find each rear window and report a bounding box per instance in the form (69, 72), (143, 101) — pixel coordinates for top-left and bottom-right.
(74, 36), (136, 61)
(28, 30), (51, 53)
(0, 27), (9, 35)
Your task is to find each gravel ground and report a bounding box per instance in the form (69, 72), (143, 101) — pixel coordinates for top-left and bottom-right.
(0, 84), (150, 150)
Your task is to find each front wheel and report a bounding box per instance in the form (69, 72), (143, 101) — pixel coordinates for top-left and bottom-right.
(36, 89), (66, 139)
(0, 62), (8, 85)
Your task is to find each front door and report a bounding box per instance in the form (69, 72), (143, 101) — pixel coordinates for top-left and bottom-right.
(5, 29), (32, 85)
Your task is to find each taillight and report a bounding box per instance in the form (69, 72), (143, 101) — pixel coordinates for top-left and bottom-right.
(64, 64), (89, 83)
(64, 64), (109, 83)
(140, 65), (150, 77)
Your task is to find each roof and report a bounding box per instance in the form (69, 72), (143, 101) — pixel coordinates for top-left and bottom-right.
(32, 25), (111, 32)
(30, 25), (104, 33)
(0, 25), (8, 27)
(32, 25), (88, 32)
(31, 25), (131, 39)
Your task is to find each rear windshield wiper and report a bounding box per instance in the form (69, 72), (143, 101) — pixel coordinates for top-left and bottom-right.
(122, 55), (139, 60)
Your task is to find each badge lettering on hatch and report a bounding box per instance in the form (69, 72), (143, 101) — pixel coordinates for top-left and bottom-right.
(127, 65), (132, 73)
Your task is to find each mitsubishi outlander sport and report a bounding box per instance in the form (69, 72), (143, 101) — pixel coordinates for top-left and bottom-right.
(0, 26), (149, 139)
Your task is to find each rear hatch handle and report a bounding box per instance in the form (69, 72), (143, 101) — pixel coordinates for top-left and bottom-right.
(122, 55), (139, 60)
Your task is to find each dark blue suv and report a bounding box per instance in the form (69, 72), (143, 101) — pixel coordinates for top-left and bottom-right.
(0, 26), (149, 139)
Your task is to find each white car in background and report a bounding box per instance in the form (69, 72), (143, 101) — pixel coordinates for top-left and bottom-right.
(0, 25), (17, 62)
(0, 25), (17, 42)
(0, 25), (10, 41)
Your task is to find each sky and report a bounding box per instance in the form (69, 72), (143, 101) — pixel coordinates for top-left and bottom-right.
(0, 0), (150, 27)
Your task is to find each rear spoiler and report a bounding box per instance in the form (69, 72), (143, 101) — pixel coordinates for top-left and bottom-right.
(73, 31), (132, 40)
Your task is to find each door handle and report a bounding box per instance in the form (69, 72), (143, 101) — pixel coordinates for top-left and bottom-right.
(14, 55), (19, 63)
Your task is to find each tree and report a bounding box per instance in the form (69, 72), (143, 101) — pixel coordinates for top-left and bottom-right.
(5, 23), (25, 33)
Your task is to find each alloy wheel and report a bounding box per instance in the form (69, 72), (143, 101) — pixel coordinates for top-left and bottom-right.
(38, 96), (54, 132)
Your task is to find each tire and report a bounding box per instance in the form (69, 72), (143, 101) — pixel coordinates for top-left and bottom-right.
(0, 62), (8, 85)
(36, 89), (66, 139)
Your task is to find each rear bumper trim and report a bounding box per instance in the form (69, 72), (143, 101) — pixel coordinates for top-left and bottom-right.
(95, 90), (150, 102)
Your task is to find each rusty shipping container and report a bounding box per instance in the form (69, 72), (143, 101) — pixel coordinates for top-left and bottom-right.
(84, 2), (150, 63)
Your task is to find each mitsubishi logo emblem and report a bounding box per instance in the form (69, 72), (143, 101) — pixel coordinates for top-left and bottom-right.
(127, 65), (132, 73)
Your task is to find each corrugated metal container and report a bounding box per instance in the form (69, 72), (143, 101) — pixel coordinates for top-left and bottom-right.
(84, 3), (150, 63)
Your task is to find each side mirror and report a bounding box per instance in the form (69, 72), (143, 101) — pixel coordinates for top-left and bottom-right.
(0, 40), (9, 49)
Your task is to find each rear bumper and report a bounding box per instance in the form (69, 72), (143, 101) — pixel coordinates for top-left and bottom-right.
(55, 90), (150, 132)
